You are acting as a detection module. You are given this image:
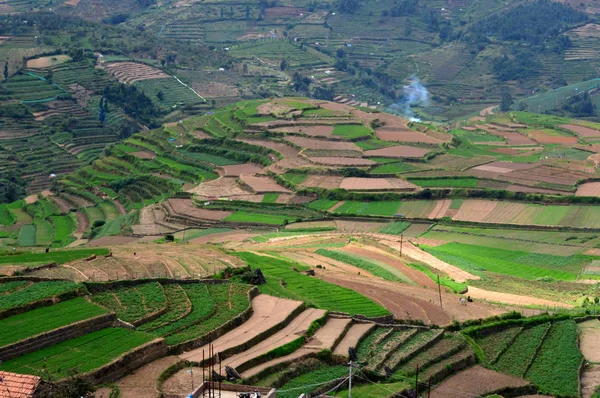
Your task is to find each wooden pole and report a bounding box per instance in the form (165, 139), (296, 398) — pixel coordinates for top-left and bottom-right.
(415, 364), (419, 397)
(202, 349), (205, 398)
(437, 275), (443, 309)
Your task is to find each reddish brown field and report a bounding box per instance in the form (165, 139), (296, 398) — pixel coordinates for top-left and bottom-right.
(221, 163), (263, 177)
(560, 124), (600, 138)
(375, 128), (442, 144)
(364, 145), (430, 158)
(427, 199), (451, 219)
(239, 174), (291, 193)
(308, 157), (375, 166)
(264, 6), (305, 17)
(478, 125), (537, 145)
(339, 177), (417, 191)
(576, 182), (600, 197)
(529, 130), (578, 144)
(167, 198), (232, 220)
(285, 136), (361, 151)
(103, 62), (169, 84)
(192, 82), (238, 98)
(430, 366), (530, 398)
(272, 125), (334, 137)
(453, 199), (497, 222)
(301, 175), (344, 189)
(130, 151), (155, 159)
(500, 164), (586, 187)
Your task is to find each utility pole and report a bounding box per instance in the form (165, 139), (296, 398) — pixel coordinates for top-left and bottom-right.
(348, 361), (353, 398)
(437, 276), (443, 309)
(415, 364), (419, 397)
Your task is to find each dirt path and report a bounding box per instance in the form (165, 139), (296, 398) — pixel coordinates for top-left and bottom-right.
(113, 200), (127, 215)
(180, 295), (304, 362)
(333, 323), (376, 357)
(467, 286), (572, 308)
(75, 210), (88, 233)
(581, 364), (600, 398)
(50, 195), (71, 215)
(376, 237), (479, 282)
(578, 320), (600, 362)
(117, 356), (180, 398)
(430, 365), (529, 398)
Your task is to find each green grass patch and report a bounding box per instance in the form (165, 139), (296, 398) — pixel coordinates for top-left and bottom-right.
(0, 205), (15, 225)
(225, 212), (290, 225)
(316, 249), (406, 282)
(307, 199), (339, 211)
(236, 252), (389, 317)
(473, 327), (522, 363)
(34, 220), (53, 247)
(409, 177), (479, 188)
(0, 281), (78, 312)
(0, 328), (154, 379)
(277, 366), (348, 398)
(90, 282), (166, 323)
(282, 173), (308, 185)
(371, 162), (419, 174)
(49, 214), (76, 247)
(355, 139), (395, 150)
(332, 124), (372, 139)
(0, 297), (108, 347)
(18, 224), (36, 247)
(405, 263), (467, 293)
(495, 323), (549, 376)
(333, 201), (401, 217)
(379, 221), (411, 235)
(423, 242), (586, 281)
(179, 150), (242, 166)
(262, 193), (280, 203)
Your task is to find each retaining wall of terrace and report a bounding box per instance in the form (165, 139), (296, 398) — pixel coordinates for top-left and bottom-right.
(0, 313), (117, 361)
(0, 289), (82, 321)
(83, 278), (229, 293)
(169, 287), (259, 355)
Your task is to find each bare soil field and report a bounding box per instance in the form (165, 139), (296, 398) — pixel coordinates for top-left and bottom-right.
(181, 295), (304, 362)
(285, 220), (336, 230)
(559, 124), (600, 138)
(430, 154), (496, 171)
(364, 145), (430, 158)
(26, 55), (71, 68)
(529, 130), (578, 144)
(467, 286), (572, 308)
(333, 323), (376, 357)
(167, 198), (232, 220)
(188, 177), (252, 198)
(581, 364), (600, 398)
(33, 100), (88, 121)
(102, 62), (170, 84)
(501, 164), (587, 187)
(282, 251), (376, 277)
(264, 6), (305, 17)
(116, 356), (179, 398)
(192, 81), (239, 98)
(221, 163), (263, 177)
(339, 177), (418, 191)
(576, 182), (600, 197)
(427, 199), (451, 219)
(301, 175), (344, 189)
(471, 161), (535, 175)
(285, 136), (361, 151)
(88, 236), (139, 247)
(308, 157), (375, 166)
(335, 219), (385, 232)
(130, 151), (156, 159)
(430, 366), (530, 398)
(272, 125), (333, 137)
(376, 128), (443, 144)
(239, 174), (291, 193)
(237, 139), (299, 158)
(453, 199), (498, 222)
(478, 125), (537, 145)
(578, 320), (600, 362)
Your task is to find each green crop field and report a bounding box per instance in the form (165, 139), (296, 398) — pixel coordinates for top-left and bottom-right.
(18, 224), (36, 247)
(307, 199), (339, 211)
(262, 193), (279, 203)
(91, 282), (166, 323)
(225, 212), (289, 225)
(0, 328), (154, 378)
(474, 327), (522, 363)
(333, 201), (401, 217)
(424, 242), (589, 281)
(237, 252), (389, 317)
(0, 281), (78, 312)
(277, 365), (348, 398)
(408, 178), (479, 188)
(526, 320), (582, 396)
(332, 124), (372, 139)
(0, 205), (15, 225)
(0, 298), (108, 347)
(379, 221), (411, 235)
(316, 249), (407, 282)
(495, 323), (549, 376)
(136, 284), (190, 332)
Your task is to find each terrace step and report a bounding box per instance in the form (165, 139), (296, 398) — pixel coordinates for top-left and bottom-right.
(239, 317), (353, 380)
(180, 295), (304, 363)
(333, 322), (376, 358)
(380, 329), (445, 373)
(219, 308), (326, 374)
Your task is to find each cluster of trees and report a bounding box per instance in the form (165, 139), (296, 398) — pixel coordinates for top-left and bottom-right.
(492, 50), (542, 82)
(102, 83), (162, 127)
(562, 92), (596, 117)
(337, 0), (361, 13)
(382, 0), (418, 17)
(470, 0), (586, 49)
(0, 171), (26, 204)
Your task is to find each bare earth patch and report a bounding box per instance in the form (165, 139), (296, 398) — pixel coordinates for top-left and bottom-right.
(26, 55), (71, 68)
(577, 182), (600, 197)
(339, 177), (418, 191)
(430, 365), (530, 398)
(364, 145), (430, 158)
(221, 163), (263, 177)
(453, 200), (498, 222)
(578, 320), (600, 362)
(239, 174), (291, 193)
(559, 124), (600, 138)
(130, 151), (156, 159)
(308, 157), (375, 166)
(376, 128), (443, 144)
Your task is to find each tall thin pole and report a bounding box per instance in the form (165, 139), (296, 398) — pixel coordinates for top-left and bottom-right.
(415, 364), (419, 397)
(437, 276), (443, 309)
(400, 234), (403, 257)
(202, 349), (205, 398)
(348, 361), (352, 398)
(219, 353), (222, 398)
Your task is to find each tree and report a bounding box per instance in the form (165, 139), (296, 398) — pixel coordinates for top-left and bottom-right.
(336, 48), (346, 58)
(280, 59), (287, 71)
(157, 90), (164, 101)
(500, 89), (514, 112)
(3, 63), (7, 81)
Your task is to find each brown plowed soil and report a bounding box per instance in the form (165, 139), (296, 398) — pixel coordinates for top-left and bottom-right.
(301, 175), (344, 189)
(221, 308), (326, 370)
(282, 251), (376, 277)
(308, 157), (375, 166)
(87, 236), (139, 247)
(180, 295), (304, 362)
(430, 366), (530, 398)
(168, 199), (232, 220)
(453, 199), (498, 223)
(364, 145), (430, 158)
(116, 356), (179, 398)
(75, 210), (88, 233)
(130, 151), (156, 159)
(333, 323), (376, 356)
(577, 182), (600, 197)
(221, 163), (263, 177)
(50, 195), (71, 215)
(529, 130), (578, 144)
(284, 136), (361, 151)
(578, 320), (600, 362)
(559, 124), (600, 138)
(188, 177), (253, 198)
(376, 128), (443, 144)
(239, 174), (291, 193)
(427, 199), (451, 219)
(467, 286), (572, 308)
(113, 200), (126, 215)
(580, 364), (600, 398)
(339, 177), (418, 191)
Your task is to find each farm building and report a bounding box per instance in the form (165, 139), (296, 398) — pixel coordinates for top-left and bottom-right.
(0, 371), (41, 397)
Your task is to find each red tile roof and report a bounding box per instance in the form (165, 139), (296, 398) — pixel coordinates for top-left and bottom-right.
(0, 371), (41, 398)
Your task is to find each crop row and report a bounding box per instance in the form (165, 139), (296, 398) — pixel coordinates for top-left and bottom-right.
(315, 249), (404, 282)
(91, 282), (166, 323)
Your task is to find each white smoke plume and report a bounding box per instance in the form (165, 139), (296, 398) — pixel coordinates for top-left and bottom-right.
(390, 77), (429, 122)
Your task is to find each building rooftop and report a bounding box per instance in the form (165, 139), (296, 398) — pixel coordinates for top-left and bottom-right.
(0, 371), (41, 398)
